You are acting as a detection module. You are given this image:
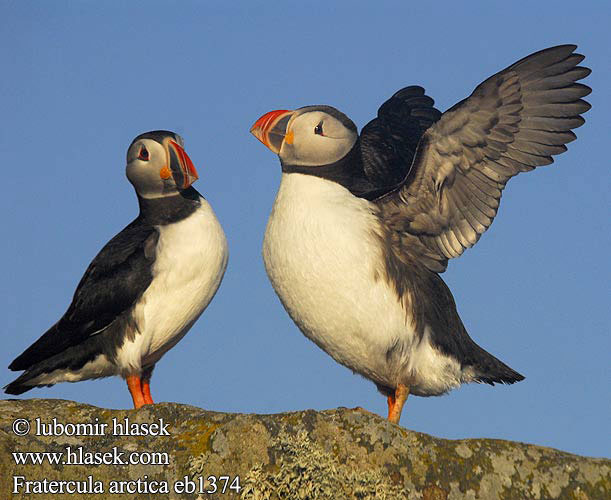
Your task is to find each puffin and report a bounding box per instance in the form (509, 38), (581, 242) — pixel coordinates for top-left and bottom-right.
(5, 130), (228, 409)
(250, 45), (591, 424)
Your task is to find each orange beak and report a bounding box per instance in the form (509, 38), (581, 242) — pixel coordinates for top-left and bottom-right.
(250, 110), (294, 154)
(168, 140), (199, 189)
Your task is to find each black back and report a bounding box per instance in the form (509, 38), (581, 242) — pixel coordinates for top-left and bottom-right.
(360, 86), (442, 195)
(8, 189), (201, 372)
(281, 87), (441, 200)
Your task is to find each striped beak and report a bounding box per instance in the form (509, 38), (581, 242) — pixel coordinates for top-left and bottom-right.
(168, 140), (199, 189)
(250, 110), (294, 154)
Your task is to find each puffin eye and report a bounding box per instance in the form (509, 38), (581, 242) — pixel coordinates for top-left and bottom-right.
(314, 121), (324, 136)
(138, 146), (149, 161)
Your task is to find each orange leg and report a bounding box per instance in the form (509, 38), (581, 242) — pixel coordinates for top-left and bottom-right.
(141, 365), (155, 406)
(126, 375), (146, 409)
(387, 383), (409, 424)
(141, 379), (154, 405)
(387, 394), (395, 416)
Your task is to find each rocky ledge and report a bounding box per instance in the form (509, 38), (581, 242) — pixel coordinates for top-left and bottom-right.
(0, 399), (608, 499)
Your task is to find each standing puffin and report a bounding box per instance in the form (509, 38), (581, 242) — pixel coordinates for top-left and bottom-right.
(5, 131), (228, 409)
(251, 45), (590, 423)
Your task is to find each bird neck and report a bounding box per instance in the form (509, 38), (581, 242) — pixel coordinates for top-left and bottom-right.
(280, 141), (392, 200)
(137, 187), (201, 225)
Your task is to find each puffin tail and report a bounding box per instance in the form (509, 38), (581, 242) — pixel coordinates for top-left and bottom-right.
(466, 341), (525, 385)
(4, 375), (36, 395)
(4, 338), (111, 395)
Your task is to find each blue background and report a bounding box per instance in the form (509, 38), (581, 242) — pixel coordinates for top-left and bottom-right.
(1, 1), (609, 458)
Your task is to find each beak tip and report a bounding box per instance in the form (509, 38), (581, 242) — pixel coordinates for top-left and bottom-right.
(249, 127), (266, 147)
(169, 139), (199, 189)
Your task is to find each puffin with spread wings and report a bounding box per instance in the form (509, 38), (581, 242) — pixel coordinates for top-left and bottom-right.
(251, 45), (591, 423)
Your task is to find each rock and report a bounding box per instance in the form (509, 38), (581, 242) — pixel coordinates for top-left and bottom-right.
(0, 399), (608, 499)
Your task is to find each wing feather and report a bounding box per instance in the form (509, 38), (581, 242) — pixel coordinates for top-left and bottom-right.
(9, 220), (158, 370)
(376, 45), (590, 272)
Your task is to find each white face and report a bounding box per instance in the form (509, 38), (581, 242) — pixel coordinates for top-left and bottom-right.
(279, 110), (358, 167)
(126, 138), (175, 198)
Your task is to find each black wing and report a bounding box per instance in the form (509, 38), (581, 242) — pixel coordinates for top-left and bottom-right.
(376, 45), (591, 272)
(360, 86), (442, 194)
(9, 220), (159, 370)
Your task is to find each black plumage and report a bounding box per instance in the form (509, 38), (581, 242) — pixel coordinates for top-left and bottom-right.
(8, 223), (158, 373)
(6, 189), (201, 395)
(378, 242), (524, 393)
(360, 85), (442, 191)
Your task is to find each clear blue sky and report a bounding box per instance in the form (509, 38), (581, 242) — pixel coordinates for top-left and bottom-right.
(1, 2), (609, 458)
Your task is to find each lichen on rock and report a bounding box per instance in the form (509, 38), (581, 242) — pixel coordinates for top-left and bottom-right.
(1, 399), (609, 499)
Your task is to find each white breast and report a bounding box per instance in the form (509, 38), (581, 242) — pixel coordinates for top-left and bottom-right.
(116, 198), (228, 374)
(263, 173), (421, 390)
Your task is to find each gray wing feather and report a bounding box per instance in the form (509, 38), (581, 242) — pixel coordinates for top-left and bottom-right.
(378, 45), (590, 272)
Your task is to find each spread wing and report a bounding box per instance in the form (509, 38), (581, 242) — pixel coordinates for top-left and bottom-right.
(360, 86), (441, 195)
(376, 45), (591, 273)
(9, 220), (158, 370)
